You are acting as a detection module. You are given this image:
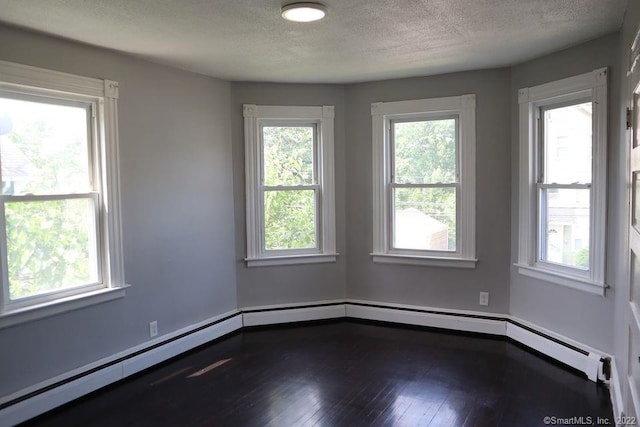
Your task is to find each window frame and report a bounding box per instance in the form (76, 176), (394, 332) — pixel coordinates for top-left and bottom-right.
(0, 60), (127, 327)
(243, 104), (337, 267)
(516, 68), (608, 295)
(371, 95), (477, 268)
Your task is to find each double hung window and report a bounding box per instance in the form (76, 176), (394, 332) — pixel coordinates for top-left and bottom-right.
(371, 95), (477, 267)
(0, 60), (125, 325)
(517, 68), (608, 294)
(243, 105), (336, 267)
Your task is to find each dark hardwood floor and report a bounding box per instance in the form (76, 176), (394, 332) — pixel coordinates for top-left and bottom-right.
(23, 320), (613, 426)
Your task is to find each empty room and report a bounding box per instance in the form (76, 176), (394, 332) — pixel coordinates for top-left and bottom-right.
(0, 0), (638, 425)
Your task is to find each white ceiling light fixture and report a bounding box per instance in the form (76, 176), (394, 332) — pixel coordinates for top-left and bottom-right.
(281, 2), (327, 22)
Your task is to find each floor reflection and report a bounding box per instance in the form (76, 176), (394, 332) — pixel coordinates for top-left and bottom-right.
(268, 380), (322, 425)
(391, 380), (458, 426)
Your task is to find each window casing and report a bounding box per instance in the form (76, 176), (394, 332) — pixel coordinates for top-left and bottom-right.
(243, 105), (337, 267)
(371, 95), (477, 268)
(517, 68), (608, 295)
(0, 60), (126, 326)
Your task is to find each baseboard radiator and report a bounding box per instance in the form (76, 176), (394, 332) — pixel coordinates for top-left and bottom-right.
(0, 300), (611, 426)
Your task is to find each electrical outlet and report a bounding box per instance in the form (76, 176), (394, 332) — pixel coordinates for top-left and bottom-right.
(479, 292), (489, 306)
(149, 320), (158, 338)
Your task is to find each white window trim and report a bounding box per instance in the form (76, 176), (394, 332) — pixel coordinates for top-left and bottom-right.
(516, 68), (608, 296)
(243, 104), (337, 267)
(0, 60), (127, 327)
(371, 94), (477, 268)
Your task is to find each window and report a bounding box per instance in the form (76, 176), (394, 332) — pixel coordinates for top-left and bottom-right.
(371, 95), (477, 268)
(0, 60), (126, 325)
(517, 68), (607, 295)
(243, 104), (337, 267)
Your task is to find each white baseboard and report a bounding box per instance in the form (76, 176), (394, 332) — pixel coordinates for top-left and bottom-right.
(506, 322), (601, 381)
(0, 299), (615, 426)
(345, 299), (606, 381)
(242, 301), (345, 327)
(1, 364), (122, 427)
(0, 311), (242, 427)
(345, 302), (506, 336)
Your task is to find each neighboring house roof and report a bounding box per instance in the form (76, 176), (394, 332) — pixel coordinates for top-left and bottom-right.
(395, 207), (450, 250)
(396, 208), (447, 231)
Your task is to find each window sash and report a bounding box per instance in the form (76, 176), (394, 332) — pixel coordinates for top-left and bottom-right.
(0, 90), (98, 195)
(389, 115), (459, 185)
(388, 116), (460, 255)
(535, 98), (594, 275)
(259, 122), (321, 256)
(261, 185), (321, 255)
(536, 184), (591, 276)
(0, 192), (104, 309)
(260, 122), (318, 186)
(0, 90), (104, 309)
(537, 99), (592, 186)
(389, 183), (459, 253)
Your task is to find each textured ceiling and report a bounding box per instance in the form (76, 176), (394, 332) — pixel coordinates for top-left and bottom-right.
(0, 0), (628, 83)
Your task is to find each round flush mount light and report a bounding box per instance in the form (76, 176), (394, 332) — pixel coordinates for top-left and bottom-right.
(281, 2), (327, 22)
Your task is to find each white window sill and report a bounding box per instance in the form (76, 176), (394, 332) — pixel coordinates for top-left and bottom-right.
(515, 263), (607, 296)
(0, 285), (130, 329)
(371, 253), (477, 268)
(245, 253), (339, 267)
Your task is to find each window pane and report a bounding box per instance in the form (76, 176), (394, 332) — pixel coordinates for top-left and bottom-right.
(394, 187), (456, 251)
(264, 189), (316, 250)
(263, 126), (314, 186)
(6, 198), (99, 300)
(393, 119), (456, 184)
(540, 188), (590, 269)
(543, 102), (592, 184)
(0, 95), (91, 195)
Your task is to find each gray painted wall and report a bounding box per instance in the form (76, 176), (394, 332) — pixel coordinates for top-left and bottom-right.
(509, 33), (621, 352)
(0, 25), (237, 397)
(344, 69), (512, 313)
(230, 83), (347, 308)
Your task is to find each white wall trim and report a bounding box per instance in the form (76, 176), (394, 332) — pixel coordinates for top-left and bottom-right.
(245, 253), (338, 267)
(609, 359), (625, 424)
(0, 310), (242, 427)
(242, 300), (346, 326)
(345, 302), (505, 335)
(0, 285), (128, 329)
(0, 59), (105, 98)
(239, 299), (344, 312)
(515, 263), (607, 296)
(371, 253), (477, 268)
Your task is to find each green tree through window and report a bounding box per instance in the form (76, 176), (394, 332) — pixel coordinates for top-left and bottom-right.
(393, 118), (457, 250)
(0, 96), (98, 300)
(262, 125), (317, 250)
